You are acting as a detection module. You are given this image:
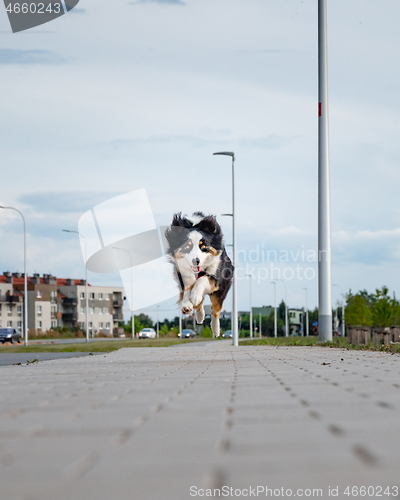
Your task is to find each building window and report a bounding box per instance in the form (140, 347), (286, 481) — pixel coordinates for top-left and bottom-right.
(38, 321), (42, 329)
(37, 305), (42, 316)
(51, 291), (57, 303)
(106, 322), (110, 329)
(99, 307), (102, 315)
(7, 305), (12, 316)
(103, 307), (109, 314)
(37, 290), (42, 298)
(51, 320), (57, 329)
(99, 322), (104, 328)
(89, 322), (93, 329)
(106, 293), (110, 300)
(90, 293), (95, 300)
(80, 322), (85, 329)
(98, 293), (103, 300)
(7, 321), (12, 327)
(90, 307), (94, 314)
(17, 305), (22, 317)
(0, 320), (2, 327)
(80, 292), (85, 299)
(80, 307), (85, 314)
(0, 303), (2, 315)
(17, 321), (22, 327)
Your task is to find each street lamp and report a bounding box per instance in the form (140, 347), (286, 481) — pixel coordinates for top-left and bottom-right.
(245, 274), (253, 338)
(62, 230), (89, 343)
(156, 304), (159, 338)
(332, 284), (345, 338)
(0, 206), (28, 346)
(112, 246), (135, 340)
(302, 287), (309, 337)
(276, 278), (289, 337)
(318, 0), (333, 342)
(213, 151), (238, 347)
(271, 281), (278, 338)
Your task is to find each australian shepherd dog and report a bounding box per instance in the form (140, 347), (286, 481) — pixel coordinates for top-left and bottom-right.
(165, 212), (233, 337)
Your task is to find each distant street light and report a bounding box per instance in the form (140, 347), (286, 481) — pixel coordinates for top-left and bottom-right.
(259, 313), (262, 339)
(214, 151), (238, 347)
(271, 281), (278, 338)
(245, 274), (253, 339)
(112, 246), (135, 340)
(0, 206), (28, 345)
(332, 284), (345, 338)
(276, 278), (289, 337)
(62, 230), (89, 343)
(302, 287), (309, 337)
(156, 304), (160, 338)
(318, 0), (333, 342)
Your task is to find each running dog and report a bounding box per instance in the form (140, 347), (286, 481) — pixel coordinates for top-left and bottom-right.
(165, 212), (233, 337)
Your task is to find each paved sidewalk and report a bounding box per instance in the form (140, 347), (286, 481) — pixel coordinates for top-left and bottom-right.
(1, 341), (399, 500)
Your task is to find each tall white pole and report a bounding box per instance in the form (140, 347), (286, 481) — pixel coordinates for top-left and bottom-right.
(247, 275), (252, 339)
(1, 206), (28, 345)
(179, 309), (182, 340)
(64, 230), (89, 342)
(156, 305), (159, 338)
(276, 278), (288, 337)
(303, 287), (309, 337)
(259, 313), (262, 338)
(214, 152), (238, 346)
(271, 281), (277, 338)
(318, 0), (332, 342)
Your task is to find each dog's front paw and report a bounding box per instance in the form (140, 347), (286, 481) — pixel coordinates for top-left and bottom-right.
(190, 290), (203, 308)
(181, 300), (193, 314)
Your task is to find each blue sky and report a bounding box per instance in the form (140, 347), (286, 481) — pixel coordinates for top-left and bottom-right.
(1, 0), (400, 320)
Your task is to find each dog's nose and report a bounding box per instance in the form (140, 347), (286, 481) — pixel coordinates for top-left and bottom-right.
(192, 258), (200, 266)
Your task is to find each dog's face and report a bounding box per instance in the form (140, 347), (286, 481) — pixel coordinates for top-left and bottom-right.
(176, 230), (219, 274)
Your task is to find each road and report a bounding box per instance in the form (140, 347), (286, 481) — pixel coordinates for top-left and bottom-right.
(0, 341), (399, 500)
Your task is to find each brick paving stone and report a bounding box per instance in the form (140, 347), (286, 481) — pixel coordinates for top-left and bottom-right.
(0, 342), (399, 500)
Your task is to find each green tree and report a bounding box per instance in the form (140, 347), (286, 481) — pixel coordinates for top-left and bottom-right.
(345, 293), (373, 326)
(371, 286), (400, 327)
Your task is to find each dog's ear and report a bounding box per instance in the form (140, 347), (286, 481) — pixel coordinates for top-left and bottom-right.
(165, 213), (192, 253)
(196, 215), (221, 235)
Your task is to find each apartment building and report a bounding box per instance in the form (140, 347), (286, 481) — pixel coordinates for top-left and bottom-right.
(0, 272), (124, 336)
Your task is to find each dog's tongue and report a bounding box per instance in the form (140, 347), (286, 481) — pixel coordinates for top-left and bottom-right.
(195, 266), (201, 273)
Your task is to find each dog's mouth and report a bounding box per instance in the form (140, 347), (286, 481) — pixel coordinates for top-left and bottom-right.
(191, 265), (201, 274)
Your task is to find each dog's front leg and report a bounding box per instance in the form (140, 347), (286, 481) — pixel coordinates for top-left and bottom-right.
(180, 287), (193, 314)
(190, 277), (211, 308)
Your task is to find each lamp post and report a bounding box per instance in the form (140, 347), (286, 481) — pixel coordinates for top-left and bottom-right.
(0, 206), (28, 345)
(213, 151), (238, 347)
(276, 278), (289, 337)
(302, 287), (309, 337)
(259, 313), (262, 338)
(179, 309), (182, 340)
(245, 273), (253, 338)
(156, 304), (159, 338)
(271, 281), (277, 338)
(112, 246), (135, 340)
(318, 0), (333, 342)
(62, 230), (89, 343)
(332, 284), (345, 337)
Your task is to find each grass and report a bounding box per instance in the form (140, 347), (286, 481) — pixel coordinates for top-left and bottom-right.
(0, 337), (216, 353)
(239, 336), (400, 353)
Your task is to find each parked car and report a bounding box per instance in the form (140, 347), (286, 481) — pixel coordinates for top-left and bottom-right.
(223, 330), (233, 338)
(0, 328), (22, 344)
(178, 329), (196, 338)
(138, 328), (156, 339)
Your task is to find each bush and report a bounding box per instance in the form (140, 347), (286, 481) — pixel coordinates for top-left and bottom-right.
(200, 326), (213, 338)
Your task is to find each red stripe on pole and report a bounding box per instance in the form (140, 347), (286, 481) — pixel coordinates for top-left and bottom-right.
(319, 102), (321, 117)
